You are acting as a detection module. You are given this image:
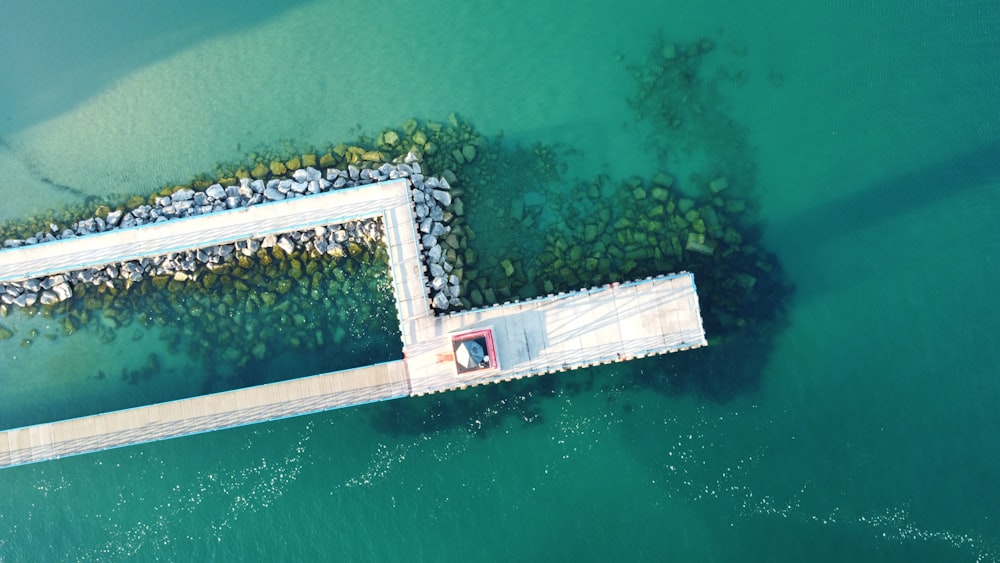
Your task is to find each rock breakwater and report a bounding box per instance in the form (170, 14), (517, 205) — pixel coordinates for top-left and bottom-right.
(0, 160), (463, 317)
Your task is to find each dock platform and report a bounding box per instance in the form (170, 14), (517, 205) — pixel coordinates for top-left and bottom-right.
(0, 177), (706, 468)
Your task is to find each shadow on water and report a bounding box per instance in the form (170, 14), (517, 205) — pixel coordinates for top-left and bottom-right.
(0, 0), (309, 136)
(765, 139), (1000, 298)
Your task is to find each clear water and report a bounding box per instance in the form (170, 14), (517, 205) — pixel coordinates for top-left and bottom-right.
(1, 1), (999, 561)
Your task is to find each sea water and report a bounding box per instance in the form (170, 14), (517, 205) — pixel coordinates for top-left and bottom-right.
(1, 1), (999, 561)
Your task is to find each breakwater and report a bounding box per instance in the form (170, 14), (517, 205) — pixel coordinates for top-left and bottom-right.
(0, 160), (462, 319)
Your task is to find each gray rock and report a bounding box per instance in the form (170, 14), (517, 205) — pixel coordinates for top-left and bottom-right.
(14, 292), (37, 307)
(276, 235), (296, 255)
(333, 229), (349, 243)
(332, 176), (347, 188)
(429, 262), (445, 278)
(420, 218), (433, 234)
(432, 189), (452, 206)
(428, 244), (442, 262)
(264, 186), (285, 201)
(225, 196), (242, 209)
(290, 181), (308, 194)
(306, 166), (322, 181)
(422, 234), (438, 248)
(41, 274), (66, 289)
(106, 210), (123, 227)
(172, 188), (195, 201)
(431, 222), (449, 236)
(261, 234), (277, 249)
(206, 184), (227, 200)
(432, 291), (449, 310)
(53, 283), (73, 301)
(39, 291), (59, 305)
(348, 165), (360, 180)
(415, 203), (429, 219)
(431, 276), (447, 291)
(292, 168), (309, 182)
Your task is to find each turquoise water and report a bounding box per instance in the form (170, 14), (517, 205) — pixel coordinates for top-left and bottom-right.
(2, 1), (999, 561)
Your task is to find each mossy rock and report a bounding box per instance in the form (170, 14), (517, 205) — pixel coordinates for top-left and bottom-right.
(270, 161), (288, 176)
(167, 280), (184, 293)
(402, 118), (419, 135)
(0, 325), (13, 340)
(233, 280), (250, 292)
(319, 153), (336, 168)
(302, 153), (317, 167)
(361, 150), (384, 162)
(276, 279), (293, 294)
(285, 156), (302, 170)
(261, 292), (277, 307)
(251, 163), (269, 179)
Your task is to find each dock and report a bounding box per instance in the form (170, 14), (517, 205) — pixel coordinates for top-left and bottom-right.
(0, 177), (706, 468)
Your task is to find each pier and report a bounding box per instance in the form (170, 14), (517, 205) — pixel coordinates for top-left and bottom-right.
(0, 177), (706, 468)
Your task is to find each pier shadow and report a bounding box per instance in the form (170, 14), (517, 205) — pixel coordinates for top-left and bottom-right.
(0, 0), (309, 136)
(765, 139), (1000, 299)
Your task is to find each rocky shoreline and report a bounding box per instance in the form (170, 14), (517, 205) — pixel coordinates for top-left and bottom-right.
(0, 159), (462, 316)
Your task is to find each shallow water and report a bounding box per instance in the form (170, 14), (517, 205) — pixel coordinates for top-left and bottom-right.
(2, 1), (999, 561)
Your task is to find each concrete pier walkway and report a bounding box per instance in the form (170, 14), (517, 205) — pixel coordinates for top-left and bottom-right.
(0, 177), (706, 468)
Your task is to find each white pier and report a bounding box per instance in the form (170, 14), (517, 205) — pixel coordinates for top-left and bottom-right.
(0, 177), (706, 468)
